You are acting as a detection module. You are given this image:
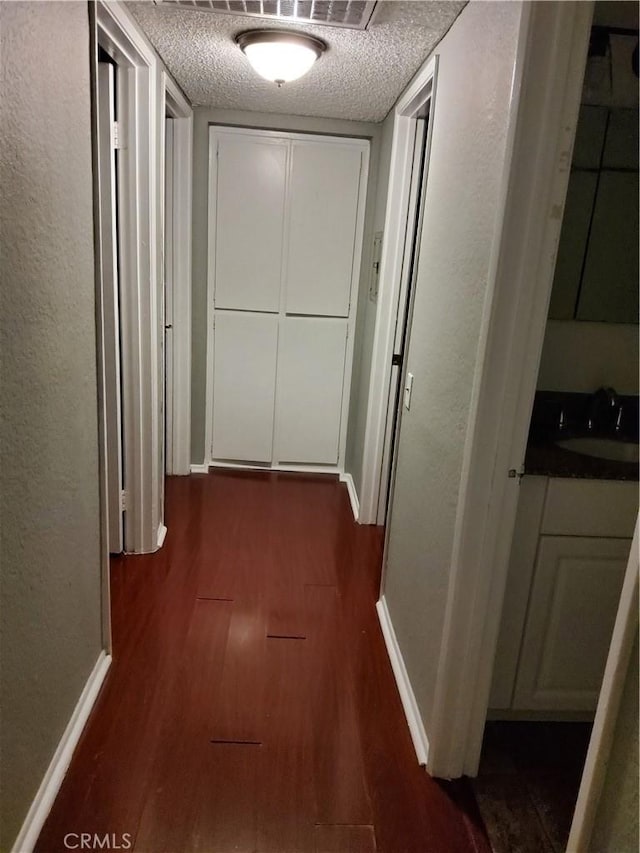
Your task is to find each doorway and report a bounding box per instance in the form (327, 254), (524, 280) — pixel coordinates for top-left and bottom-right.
(162, 73), (193, 479)
(358, 55), (438, 527)
(379, 115), (428, 527)
(474, 11), (639, 848)
(95, 52), (124, 556)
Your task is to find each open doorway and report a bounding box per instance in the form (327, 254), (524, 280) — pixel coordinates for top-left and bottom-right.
(162, 73), (192, 481)
(359, 55), (438, 528)
(95, 51), (124, 556)
(90, 2), (190, 659)
(474, 9), (639, 849)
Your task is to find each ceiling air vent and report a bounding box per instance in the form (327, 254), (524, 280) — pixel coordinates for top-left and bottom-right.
(155, 0), (378, 30)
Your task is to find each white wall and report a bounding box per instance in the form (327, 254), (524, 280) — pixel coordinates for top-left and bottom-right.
(381, 0), (524, 739)
(346, 111), (395, 496)
(537, 321), (639, 395)
(0, 2), (103, 846)
(189, 107), (381, 465)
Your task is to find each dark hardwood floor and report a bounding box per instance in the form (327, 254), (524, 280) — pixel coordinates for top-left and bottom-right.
(36, 471), (490, 853)
(473, 721), (591, 853)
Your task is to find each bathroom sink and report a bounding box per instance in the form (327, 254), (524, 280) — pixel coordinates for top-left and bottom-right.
(556, 437), (639, 464)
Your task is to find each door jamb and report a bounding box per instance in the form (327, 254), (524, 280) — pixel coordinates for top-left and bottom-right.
(359, 55), (438, 525)
(163, 73), (193, 476)
(567, 518), (639, 851)
(425, 2), (594, 778)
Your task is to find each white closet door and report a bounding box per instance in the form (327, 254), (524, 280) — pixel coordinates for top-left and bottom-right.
(275, 317), (347, 464)
(214, 135), (287, 312)
(212, 312), (278, 462)
(285, 142), (362, 317)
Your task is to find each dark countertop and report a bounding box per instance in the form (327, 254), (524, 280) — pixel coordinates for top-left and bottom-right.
(525, 440), (639, 481)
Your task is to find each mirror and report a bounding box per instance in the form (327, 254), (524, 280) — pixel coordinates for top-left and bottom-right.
(548, 29), (639, 324)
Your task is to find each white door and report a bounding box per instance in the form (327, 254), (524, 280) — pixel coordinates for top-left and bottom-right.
(214, 134), (287, 313)
(274, 317), (348, 465)
(285, 141), (362, 317)
(513, 535), (630, 711)
(212, 311), (279, 463)
(97, 62), (124, 554)
(207, 128), (368, 469)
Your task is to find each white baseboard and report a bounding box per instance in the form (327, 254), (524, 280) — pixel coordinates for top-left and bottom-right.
(189, 462), (210, 474)
(209, 459), (341, 476)
(11, 651), (112, 853)
(339, 472), (360, 522)
(376, 596), (429, 766)
(156, 523), (167, 549)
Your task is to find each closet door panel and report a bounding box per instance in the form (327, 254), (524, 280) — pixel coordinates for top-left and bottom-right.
(275, 317), (347, 464)
(212, 311), (278, 463)
(285, 142), (362, 317)
(214, 135), (287, 312)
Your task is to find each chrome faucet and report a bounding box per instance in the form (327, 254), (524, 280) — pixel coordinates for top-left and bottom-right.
(587, 387), (620, 433)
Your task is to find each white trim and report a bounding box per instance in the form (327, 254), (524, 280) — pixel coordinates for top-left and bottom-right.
(96, 0), (162, 554)
(425, 3), (594, 778)
(209, 460), (341, 476)
(163, 72), (193, 476)
(359, 55), (438, 525)
(567, 518), (639, 852)
(11, 652), (112, 853)
(164, 71), (190, 118)
(204, 126), (369, 473)
(156, 523), (167, 549)
(376, 597), (429, 766)
(339, 472), (360, 521)
(88, 6), (113, 651)
(190, 462), (210, 474)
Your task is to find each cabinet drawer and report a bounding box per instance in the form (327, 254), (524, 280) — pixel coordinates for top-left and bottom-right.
(541, 478), (637, 538)
(512, 535), (630, 712)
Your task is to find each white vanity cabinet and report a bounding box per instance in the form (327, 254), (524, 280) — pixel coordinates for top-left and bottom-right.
(490, 476), (637, 715)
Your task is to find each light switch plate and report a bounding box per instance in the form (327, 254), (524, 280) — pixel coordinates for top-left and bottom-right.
(404, 372), (414, 410)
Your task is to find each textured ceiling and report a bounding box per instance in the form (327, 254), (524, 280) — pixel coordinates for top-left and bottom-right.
(127, 1), (466, 121)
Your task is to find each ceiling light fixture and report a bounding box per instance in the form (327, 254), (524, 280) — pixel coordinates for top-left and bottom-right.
(236, 30), (327, 87)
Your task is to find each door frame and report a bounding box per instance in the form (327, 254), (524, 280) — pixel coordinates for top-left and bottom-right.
(203, 125), (369, 475)
(94, 0), (165, 554)
(424, 2), (594, 777)
(163, 73), (193, 476)
(567, 517), (639, 851)
(358, 54), (438, 526)
(95, 59), (125, 557)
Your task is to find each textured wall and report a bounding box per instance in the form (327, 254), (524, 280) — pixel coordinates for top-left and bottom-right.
(346, 110), (395, 496)
(190, 107), (381, 465)
(591, 631), (639, 852)
(0, 2), (103, 847)
(382, 0), (523, 734)
(537, 320), (639, 395)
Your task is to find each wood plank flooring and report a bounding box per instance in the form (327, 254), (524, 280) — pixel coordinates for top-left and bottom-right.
(36, 471), (490, 853)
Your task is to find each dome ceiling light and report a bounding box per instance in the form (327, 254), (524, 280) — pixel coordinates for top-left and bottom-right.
(236, 30), (327, 87)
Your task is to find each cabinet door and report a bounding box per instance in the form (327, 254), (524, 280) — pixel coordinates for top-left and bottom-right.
(214, 134), (287, 312)
(212, 311), (278, 463)
(274, 317), (347, 465)
(489, 477), (548, 710)
(512, 536), (630, 712)
(285, 141), (362, 317)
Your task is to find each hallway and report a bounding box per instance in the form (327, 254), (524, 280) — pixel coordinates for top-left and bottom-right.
(36, 472), (488, 853)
